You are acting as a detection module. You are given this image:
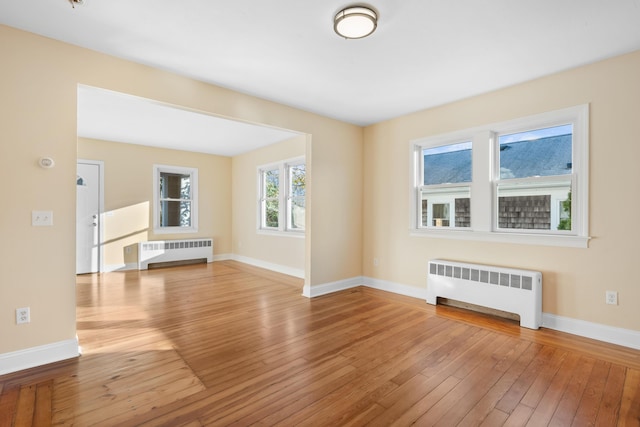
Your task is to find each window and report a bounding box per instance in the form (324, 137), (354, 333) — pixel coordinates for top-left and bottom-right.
(153, 165), (198, 233)
(419, 141), (472, 229)
(287, 163), (306, 231)
(411, 105), (589, 247)
(259, 158), (305, 234)
(496, 125), (573, 232)
(261, 167), (280, 228)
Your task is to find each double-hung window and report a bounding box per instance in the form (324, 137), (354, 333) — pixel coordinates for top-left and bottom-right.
(258, 157), (305, 234)
(153, 164), (198, 234)
(495, 125), (573, 232)
(411, 105), (589, 247)
(418, 141), (472, 229)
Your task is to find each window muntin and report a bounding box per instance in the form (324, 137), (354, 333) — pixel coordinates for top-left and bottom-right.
(153, 165), (198, 234)
(418, 141), (472, 229)
(410, 105), (589, 247)
(258, 157), (305, 234)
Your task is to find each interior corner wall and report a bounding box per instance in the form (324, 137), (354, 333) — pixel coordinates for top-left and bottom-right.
(231, 136), (306, 273)
(0, 24), (363, 360)
(77, 138), (232, 269)
(362, 50), (640, 333)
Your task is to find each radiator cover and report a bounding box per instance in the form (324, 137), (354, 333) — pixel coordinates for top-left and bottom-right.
(427, 259), (542, 329)
(138, 238), (213, 270)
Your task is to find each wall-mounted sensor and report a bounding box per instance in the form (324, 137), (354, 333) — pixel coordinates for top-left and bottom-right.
(39, 157), (55, 169)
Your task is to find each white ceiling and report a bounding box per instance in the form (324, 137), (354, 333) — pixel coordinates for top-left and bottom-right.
(77, 86), (300, 156)
(2, 0), (640, 154)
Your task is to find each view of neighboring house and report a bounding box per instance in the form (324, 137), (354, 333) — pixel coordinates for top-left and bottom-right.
(421, 133), (572, 231)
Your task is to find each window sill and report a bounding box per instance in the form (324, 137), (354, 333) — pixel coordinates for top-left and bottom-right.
(154, 227), (198, 235)
(257, 229), (305, 239)
(410, 228), (590, 248)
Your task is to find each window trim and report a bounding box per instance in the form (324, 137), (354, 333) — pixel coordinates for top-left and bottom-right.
(153, 164), (198, 234)
(410, 105), (589, 248)
(257, 156), (306, 237)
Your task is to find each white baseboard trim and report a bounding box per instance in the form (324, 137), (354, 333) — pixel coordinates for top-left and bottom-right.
(100, 259), (640, 351)
(0, 338), (80, 376)
(230, 255), (305, 279)
(363, 276), (428, 300)
(103, 263), (138, 273)
(106, 258), (229, 273)
(302, 276), (363, 298)
(542, 313), (640, 350)
(310, 276), (640, 350)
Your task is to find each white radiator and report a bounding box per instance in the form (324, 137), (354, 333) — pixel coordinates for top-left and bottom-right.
(138, 238), (213, 270)
(427, 259), (542, 329)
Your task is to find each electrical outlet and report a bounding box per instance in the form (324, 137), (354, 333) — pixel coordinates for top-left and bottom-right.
(16, 307), (30, 324)
(605, 291), (618, 305)
(373, 258), (379, 267)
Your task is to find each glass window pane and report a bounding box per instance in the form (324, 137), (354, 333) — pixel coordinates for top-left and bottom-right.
(497, 181), (571, 230)
(423, 141), (472, 185)
(420, 187), (470, 229)
(455, 198), (471, 228)
(558, 192), (572, 231)
(160, 172), (191, 199)
(421, 199), (428, 228)
(290, 197), (305, 230)
(160, 200), (191, 227)
(289, 164), (305, 197)
(264, 169), (279, 198)
(265, 200), (279, 228)
(432, 203), (450, 227)
(499, 125), (572, 179)
(287, 163), (305, 231)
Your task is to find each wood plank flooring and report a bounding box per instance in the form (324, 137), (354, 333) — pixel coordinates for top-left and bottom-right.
(1, 260), (639, 426)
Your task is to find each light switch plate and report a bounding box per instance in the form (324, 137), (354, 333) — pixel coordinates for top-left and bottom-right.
(32, 210), (53, 226)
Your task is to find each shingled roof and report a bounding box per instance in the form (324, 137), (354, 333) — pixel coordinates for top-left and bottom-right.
(423, 148), (472, 185)
(423, 134), (572, 184)
(500, 134), (572, 179)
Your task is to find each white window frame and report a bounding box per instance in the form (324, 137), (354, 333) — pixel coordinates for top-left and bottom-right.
(410, 105), (589, 248)
(257, 156), (305, 237)
(153, 164), (198, 234)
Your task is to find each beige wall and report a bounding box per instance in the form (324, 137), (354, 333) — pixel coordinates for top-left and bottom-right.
(3, 19), (636, 363)
(363, 50), (640, 332)
(231, 136), (307, 273)
(0, 24), (363, 355)
(78, 138), (232, 268)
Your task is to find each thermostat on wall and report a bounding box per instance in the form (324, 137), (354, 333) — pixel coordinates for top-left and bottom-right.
(39, 157), (55, 168)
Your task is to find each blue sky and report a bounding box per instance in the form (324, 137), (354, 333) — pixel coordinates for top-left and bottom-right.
(424, 141), (472, 156)
(499, 124), (572, 145)
(424, 124), (572, 155)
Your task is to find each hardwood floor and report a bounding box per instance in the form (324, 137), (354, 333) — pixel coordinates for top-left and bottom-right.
(1, 260), (639, 426)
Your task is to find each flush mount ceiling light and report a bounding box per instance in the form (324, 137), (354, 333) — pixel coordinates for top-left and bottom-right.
(68, 0), (86, 8)
(334, 6), (378, 39)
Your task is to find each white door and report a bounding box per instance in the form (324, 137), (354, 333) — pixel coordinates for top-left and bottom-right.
(76, 162), (101, 274)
